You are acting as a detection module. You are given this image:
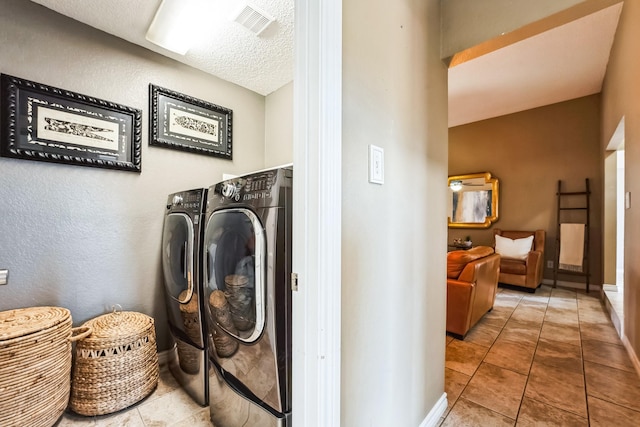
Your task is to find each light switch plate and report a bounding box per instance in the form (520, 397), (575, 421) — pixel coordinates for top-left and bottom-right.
(626, 191), (631, 209)
(0, 269), (8, 286)
(368, 145), (384, 185)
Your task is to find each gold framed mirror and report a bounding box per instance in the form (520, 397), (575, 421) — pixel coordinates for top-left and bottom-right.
(448, 172), (499, 229)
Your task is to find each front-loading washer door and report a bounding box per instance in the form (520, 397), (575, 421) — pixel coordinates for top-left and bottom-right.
(162, 213), (194, 304)
(204, 208), (265, 344)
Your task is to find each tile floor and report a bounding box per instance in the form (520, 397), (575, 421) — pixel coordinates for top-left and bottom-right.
(442, 285), (640, 426)
(56, 284), (640, 426)
(56, 364), (213, 427)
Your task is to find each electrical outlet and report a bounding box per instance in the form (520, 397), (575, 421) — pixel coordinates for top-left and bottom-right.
(546, 261), (553, 269)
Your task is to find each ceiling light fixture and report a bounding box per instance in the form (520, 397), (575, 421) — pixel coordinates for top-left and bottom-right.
(146, 0), (206, 55)
(449, 180), (463, 192)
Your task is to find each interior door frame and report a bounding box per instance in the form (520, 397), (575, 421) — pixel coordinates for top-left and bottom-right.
(292, 0), (342, 425)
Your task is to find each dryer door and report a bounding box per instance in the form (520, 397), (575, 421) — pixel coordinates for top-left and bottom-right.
(204, 208), (265, 344)
(162, 213), (194, 304)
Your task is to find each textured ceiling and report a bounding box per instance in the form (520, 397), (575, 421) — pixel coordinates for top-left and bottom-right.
(29, 0), (294, 96)
(27, 1), (622, 124)
(448, 3), (623, 127)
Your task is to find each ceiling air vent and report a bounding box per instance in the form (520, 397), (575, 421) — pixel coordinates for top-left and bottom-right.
(231, 3), (275, 36)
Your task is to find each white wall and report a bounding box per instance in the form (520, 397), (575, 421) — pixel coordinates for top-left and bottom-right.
(265, 81), (294, 167)
(341, 0), (448, 425)
(0, 0), (266, 350)
(617, 150), (625, 286)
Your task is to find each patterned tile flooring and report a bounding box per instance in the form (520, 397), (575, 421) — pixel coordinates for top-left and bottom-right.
(56, 284), (640, 426)
(442, 285), (640, 426)
(56, 364), (213, 427)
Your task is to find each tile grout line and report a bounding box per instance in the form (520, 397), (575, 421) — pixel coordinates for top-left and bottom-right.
(446, 287), (640, 425)
(448, 289), (525, 423)
(577, 294), (591, 425)
(578, 297), (640, 418)
(536, 290), (591, 422)
(442, 292), (512, 423)
(574, 294), (592, 419)
(512, 290), (549, 423)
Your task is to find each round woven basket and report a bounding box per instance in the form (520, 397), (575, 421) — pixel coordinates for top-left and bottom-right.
(70, 310), (159, 416)
(0, 306), (83, 427)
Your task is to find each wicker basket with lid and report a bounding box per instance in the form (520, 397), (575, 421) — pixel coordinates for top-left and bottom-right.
(70, 309), (159, 416)
(0, 306), (87, 427)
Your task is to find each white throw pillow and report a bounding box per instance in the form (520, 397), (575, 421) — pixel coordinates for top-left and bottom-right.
(495, 234), (534, 261)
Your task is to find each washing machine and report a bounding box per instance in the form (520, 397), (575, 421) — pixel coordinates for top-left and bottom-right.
(203, 166), (292, 427)
(161, 188), (209, 406)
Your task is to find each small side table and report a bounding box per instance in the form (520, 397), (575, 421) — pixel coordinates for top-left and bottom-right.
(448, 243), (473, 251)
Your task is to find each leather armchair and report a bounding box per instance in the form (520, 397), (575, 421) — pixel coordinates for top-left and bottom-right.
(493, 229), (545, 292)
(446, 246), (500, 339)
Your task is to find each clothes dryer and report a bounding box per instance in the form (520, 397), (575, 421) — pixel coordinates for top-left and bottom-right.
(203, 167), (292, 427)
(161, 188), (209, 406)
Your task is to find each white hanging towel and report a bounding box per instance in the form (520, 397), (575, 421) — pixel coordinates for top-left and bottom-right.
(559, 223), (585, 272)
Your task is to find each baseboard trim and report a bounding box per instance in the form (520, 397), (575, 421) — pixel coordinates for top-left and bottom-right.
(621, 335), (640, 379)
(541, 279), (601, 292)
(602, 290), (624, 338)
(419, 393), (448, 427)
(157, 346), (175, 367)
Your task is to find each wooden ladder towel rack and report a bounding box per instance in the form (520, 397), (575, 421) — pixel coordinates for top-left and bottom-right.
(553, 178), (591, 292)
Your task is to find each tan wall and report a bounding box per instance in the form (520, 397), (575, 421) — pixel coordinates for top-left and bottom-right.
(441, 0), (585, 58)
(342, 0), (448, 424)
(449, 95), (603, 287)
(265, 81), (293, 167)
(601, 0), (640, 363)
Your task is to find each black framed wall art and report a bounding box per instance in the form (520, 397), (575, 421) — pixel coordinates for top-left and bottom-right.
(149, 84), (232, 160)
(0, 74), (142, 172)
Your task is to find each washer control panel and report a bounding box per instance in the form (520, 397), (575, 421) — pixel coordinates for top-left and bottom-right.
(167, 189), (205, 212)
